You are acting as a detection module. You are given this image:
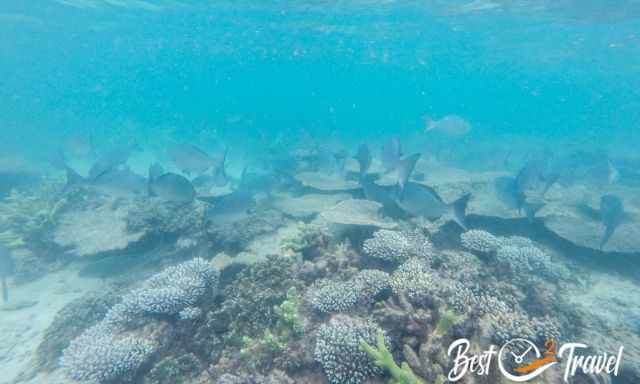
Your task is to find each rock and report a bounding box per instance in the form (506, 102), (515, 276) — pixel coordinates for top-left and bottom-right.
(272, 193), (351, 218)
(321, 199), (397, 229)
(294, 171), (360, 192)
(54, 202), (146, 257)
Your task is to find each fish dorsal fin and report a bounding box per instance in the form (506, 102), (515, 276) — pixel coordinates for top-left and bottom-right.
(397, 153), (421, 191)
(149, 163), (165, 181)
(65, 166), (85, 186)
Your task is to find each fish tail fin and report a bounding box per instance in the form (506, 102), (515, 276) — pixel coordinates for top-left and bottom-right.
(600, 226), (614, 250)
(2, 276), (8, 303)
(425, 117), (436, 131)
(148, 163), (164, 181)
(524, 201), (545, 222)
(450, 193), (471, 230)
(65, 166), (84, 187)
(397, 153), (420, 191)
(148, 163), (165, 197)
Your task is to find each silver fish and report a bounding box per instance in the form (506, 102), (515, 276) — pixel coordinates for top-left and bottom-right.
(425, 115), (471, 136)
(149, 171), (196, 203)
(66, 167), (146, 198)
(0, 245), (14, 303)
(381, 137), (402, 172)
(394, 182), (470, 230)
(396, 153), (420, 192)
(169, 143), (226, 176)
(88, 143), (141, 179)
(354, 144), (372, 177)
(600, 194), (624, 250)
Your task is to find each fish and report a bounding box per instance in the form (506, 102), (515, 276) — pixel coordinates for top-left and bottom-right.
(148, 167), (196, 203)
(513, 159), (548, 210)
(494, 175), (547, 220)
(396, 153), (421, 192)
(360, 175), (398, 209)
(199, 168), (257, 217)
(169, 143), (226, 176)
(63, 134), (93, 158)
(425, 115), (471, 136)
(354, 144), (372, 178)
(542, 171), (560, 196)
(608, 160), (620, 185)
(88, 143), (141, 179)
(394, 181), (471, 230)
(0, 245), (15, 303)
(381, 137), (402, 172)
(66, 166), (147, 197)
(599, 194), (624, 250)
(148, 163), (165, 181)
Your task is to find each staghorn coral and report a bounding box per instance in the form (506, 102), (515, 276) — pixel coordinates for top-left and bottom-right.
(363, 229), (433, 263)
(309, 269), (390, 314)
(460, 229), (502, 253)
(314, 315), (383, 384)
(240, 287), (305, 356)
(361, 329), (425, 384)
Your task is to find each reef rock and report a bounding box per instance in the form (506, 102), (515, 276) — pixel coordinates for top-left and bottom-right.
(273, 193), (351, 218)
(321, 199), (397, 229)
(294, 171), (360, 192)
(54, 202), (146, 257)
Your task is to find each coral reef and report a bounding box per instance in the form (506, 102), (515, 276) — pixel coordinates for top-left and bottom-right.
(460, 229), (503, 253)
(143, 353), (203, 384)
(54, 200), (146, 257)
(280, 221), (329, 261)
(60, 322), (157, 383)
(0, 178), (65, 249)
(363, 229), (433, 263)
(37, 291), (119, 371)
(314, 315), (383, 384)
(309, 269), (390, 314)
(206, 209), (285, 252)
(360, 328), (425, 384)
(105, 257), (219, 323)
(321, 199), (397, 229)
(240, 287), (304, 356)
(59, 258), (219, 383)
(205, 255), (300, 345)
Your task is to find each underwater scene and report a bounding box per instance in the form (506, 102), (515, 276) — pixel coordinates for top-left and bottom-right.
(1, 1), (640, 383)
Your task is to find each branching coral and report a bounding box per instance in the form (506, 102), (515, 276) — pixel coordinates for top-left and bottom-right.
(105, 257), (219, 324)
(360, 329), (425, 384)
(60, 258), (219, 383)
(241, 287), (305, 355)
(314, 315), (383, 384)
(460, 229), (502, 253)
(60, 323), (156, 383)
(363, 229), (433, 263)
(309, 269), (390, 313)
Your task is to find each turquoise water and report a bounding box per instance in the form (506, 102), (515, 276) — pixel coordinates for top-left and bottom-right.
(3, 1), (640, 150)
(1, 2), (640, 384)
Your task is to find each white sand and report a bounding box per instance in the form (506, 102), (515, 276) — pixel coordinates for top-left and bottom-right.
(0, 267), (104, 384)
